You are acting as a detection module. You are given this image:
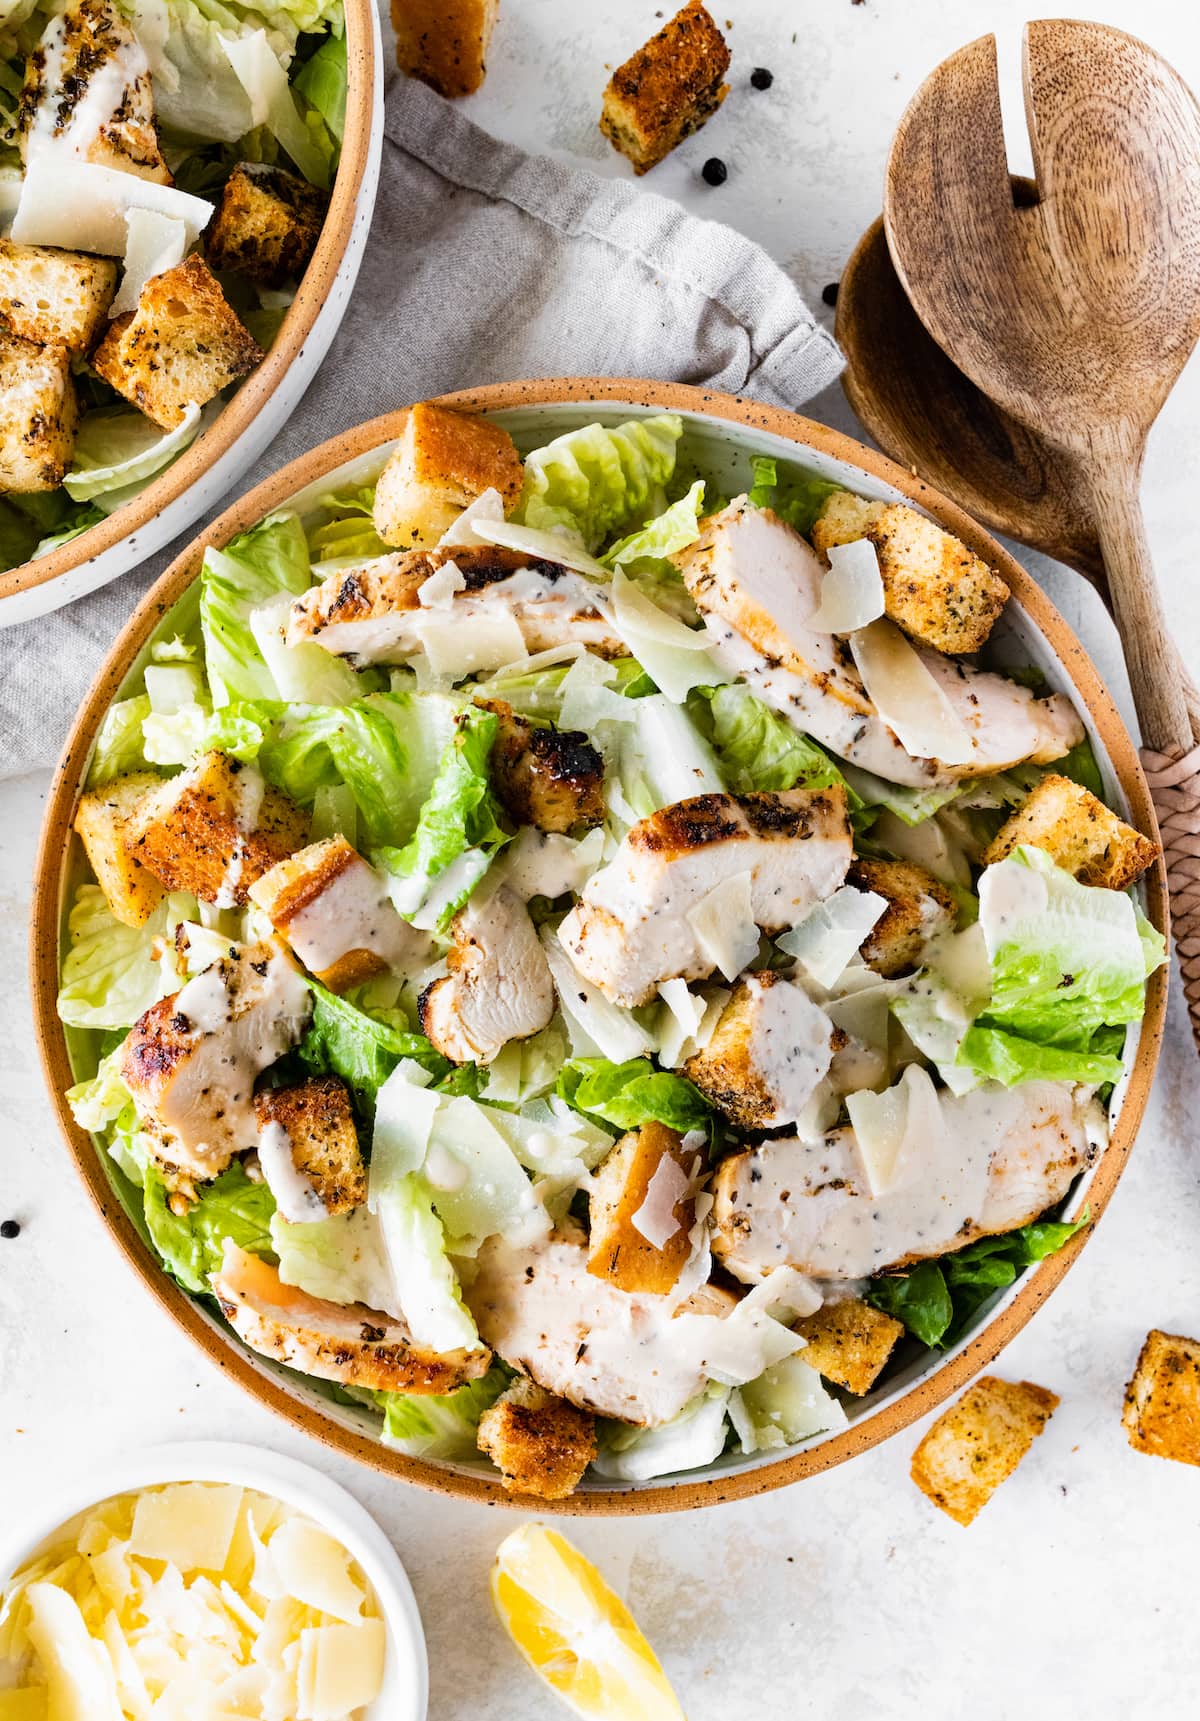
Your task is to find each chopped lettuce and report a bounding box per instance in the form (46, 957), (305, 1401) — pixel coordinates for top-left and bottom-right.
(957, 1024), (1127, 1088)
(371, 1173), (481, 1353)
(867, 1212), (1089, 1348)
(602, 480), (705, 569)
(515, 414), (683, 551)
(87, 695), (154, 785)
(56, 885), (194, 1031)
(305, 485), (388, 565)
(259, 698), (424, 844)
(221, 27), (333, 188)
(746, 455), (843, 537)
(248, 594), (362, 706)
(200, 513), (311, 706)
(144, 1162), (277, 1296)
(693, 682), (861, 807)
(593, 1386), (731, 1482)
(379, 1368), (511, 1460)
(63, 404), (203, 502)
(557, 1057), (714, 1136)
(270, 1206), (395, 1309)
(291, 27), (347, 141)
(67, 1049), (135, 1135)
(296, 981), (448, 1110)
(728, 1354), (847, 1453)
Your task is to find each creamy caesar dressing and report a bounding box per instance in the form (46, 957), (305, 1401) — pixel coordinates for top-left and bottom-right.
(742, 974), (835, 1126)
(257, 1119), (328, 1223)
(498, 826), (605, 902)
(286, 852), (426, 976)
(24, 12), (150, 165)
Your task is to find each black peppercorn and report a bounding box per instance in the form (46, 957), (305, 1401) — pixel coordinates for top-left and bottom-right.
(0, 1220), (20, 1240)
(822, 281), (839, 307)
(750, 66), (774, 89)
(701, 157), (728, 186)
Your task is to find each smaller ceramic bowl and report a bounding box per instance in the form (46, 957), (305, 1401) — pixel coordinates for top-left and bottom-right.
(0, 0), (384, 629)
(0, 1441), (428, 1719)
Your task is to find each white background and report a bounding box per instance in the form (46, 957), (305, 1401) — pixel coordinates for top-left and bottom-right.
(5, 3), (1200, 1717)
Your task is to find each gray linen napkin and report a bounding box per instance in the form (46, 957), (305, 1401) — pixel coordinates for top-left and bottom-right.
(1, 74), (842, 778)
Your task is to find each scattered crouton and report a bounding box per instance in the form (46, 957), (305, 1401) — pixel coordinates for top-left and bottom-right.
(794, 1297), (904, 1395)
(206, 162), (326, 289)
(92, 255), (263, 430)
(0, 329), (78, 493)
(255, 1076), (365, 1218)
(1122, 1329), (1200, 1467)
(811, 493), (1009, 653)
(0, 241), (117, 352)
(391, 0), (498, 98)
(683, 971), (831, 1131)
(128, 751), (309, 904)
(482, 700), (605, 834)
(74, 771), (166, 928)
(600, 0), (730, 175)
(911, 1375), (1059, 1526)
(373, 401), (523, 548)
(477, 1377), (597, 1499)
(849, 855), (956, 978)
(588, 1120), (698, 1296)
(982, 772), (1159, 891)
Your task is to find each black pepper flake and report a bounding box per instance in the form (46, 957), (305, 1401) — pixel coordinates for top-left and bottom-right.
(750, 66), (774, 89)
(1, 1220), (20, 1240)
(822, 282), (839, 307)
(701, 157), (728, 187)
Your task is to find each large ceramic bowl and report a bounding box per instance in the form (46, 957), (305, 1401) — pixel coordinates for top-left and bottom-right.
(30, 379), (1169, 1514)
(0, 0), (383, 629)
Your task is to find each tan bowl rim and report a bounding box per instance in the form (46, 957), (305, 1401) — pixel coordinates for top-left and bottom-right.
(0, 0), (377, 606)
(30, 377), (1169, 1515)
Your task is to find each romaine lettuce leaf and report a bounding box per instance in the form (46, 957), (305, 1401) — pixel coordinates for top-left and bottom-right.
(379, 1367), (511, 1460)
(259, 700), (417, 843)
(693, 682), (861, 804)
(305, 485), (388, 564)
(728, 1354), (847, 1452)
(200, 513), (311, 706)
(746, 455), (843, 537)
(295, 981), (448, 1110)
(291, 28), (346, 141)
(64, 404), (202, 502)
(557, 1057), (714, 1135)
(515, 414), (683, 551)
(956, 1024), (1126, 1088)
(602, 480), (705, 568)
(271, 1206), (395, 1309)
(221, 27), (333, 188)
(87, 695), (154, 785)
(144, 1162), (276, 1295)
(592, 1386), (731, 1481)
(56, 885), (194, 1031)
(371, 1173), (481, 1353)
(67, 1049), (135, 1134)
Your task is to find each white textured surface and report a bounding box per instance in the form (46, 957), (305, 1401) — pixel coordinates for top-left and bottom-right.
(5, 3), (1200, 1717)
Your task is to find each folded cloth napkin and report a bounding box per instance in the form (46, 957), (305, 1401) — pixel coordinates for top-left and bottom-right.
(1, 74), (841, 779)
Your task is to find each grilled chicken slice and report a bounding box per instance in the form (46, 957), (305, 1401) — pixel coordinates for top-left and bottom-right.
(482, 700), (605, 833)
(419, 884), (554, 1064)
(211, 1242), (491, 1394)
(674, 500), (1083, 786)
(684, 971), (835, 1129)
(20, 0), (170, 182)
(558, 788), (852, 1007)
(711, 1079), (1103, 1282)
(287, 545), (623, 666)
(119, 941), (312, 1188)
(248, 835), (433, 991)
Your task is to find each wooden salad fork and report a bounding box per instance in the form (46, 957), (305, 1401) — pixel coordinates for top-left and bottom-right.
(884, 19), (1200, 1048)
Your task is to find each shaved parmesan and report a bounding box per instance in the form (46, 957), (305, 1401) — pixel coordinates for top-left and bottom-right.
(777, 886), (888, 989)
(11, 161), (212, 254)
(631, 1151), (692, 1248)
(609, 568), (723, 701)
(687, 870), (760, 982)
(557, 651), (637, 733)
(849, 617), (975, 764)
(468, 516), (610, 578)
(265, 1521), (364, 1626)
(295, 1619), (386, 1721)
(111, 208), (188, 318)
(846, 1063), (943, 1197)
(542, 926), (655, 1062)
(411, 607), (528, 679)
(809, 537), (885, 632)
(417, 557), (467, 608)
(437, 487), (506, 546)
(22, 1584), (122, 1721)
(655, 978), (708, 1066)
(130, 1484), (242, 1574)
(371, 1058), (440, 1185)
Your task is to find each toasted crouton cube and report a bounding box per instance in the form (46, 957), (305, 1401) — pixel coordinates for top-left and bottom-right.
(254, 1076), (365, 1218)
(482, 700), (605, 834)
(92, 255), (263, 430)
(0, 241), (118, 352)
(812, 493), (1009, 653)
(128, 751), (309, 904)
(793, 1298), (904, 1395)
(74, 772), (166, 928)
(588, 1120), (698, 1296)
(911, 1376), (1059, 1526)
(477, 1378), (597, 1499)
(1122, 1329), (1200, 1467)
(372, 402), (523, 548)
(206, 163), (326, 290)
(0, 329), (78, 493)
(683, 971), (833, 1131)
(982, 773), (1158, 891)
(849, 855), (957, 978)
(600, 1), (730, 175)
(391, 0), (498, 98)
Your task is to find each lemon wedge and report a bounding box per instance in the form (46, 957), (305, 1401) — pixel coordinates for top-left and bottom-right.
(491, 1524), (685, 1720)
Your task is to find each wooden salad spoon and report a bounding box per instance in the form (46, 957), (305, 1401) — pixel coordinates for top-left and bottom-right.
(884, 19), (1200, 1049)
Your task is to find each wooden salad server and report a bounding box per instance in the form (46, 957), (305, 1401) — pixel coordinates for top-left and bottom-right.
(884, 19), (1200, 1048)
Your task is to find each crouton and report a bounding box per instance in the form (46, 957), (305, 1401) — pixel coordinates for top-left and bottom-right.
(587, 1120), (698, 1296)
(600, 0), (730, 175)
(391, 0), (498, 98)
(128, 751), (309, 905)
(477, 1377), (597, 1500)
(372, 402), (523, 548)
(911, 1375), (1059, 1526)
(255, 1076), (365, 1218)
(1122, 1329), (1200, 1467)
(0, 241), (117, 352)
(92, 255), (263, 430)
(849, 855), (957, 978)
(982, 772), (1158, 891)
(482, 700), (605, 834)
(0, 329), (78, 493)
(248, 835), (431, 990)
(74, 771), (166, 928)
(793, 1297), (904, 1395)
(812, 493), (1009, 654)
(683, 970), (834, 1131)
(205, 162), (326, 290)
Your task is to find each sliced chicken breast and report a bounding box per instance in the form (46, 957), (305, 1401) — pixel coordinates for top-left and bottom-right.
(481, 699), (606, 833)
(674, 500), (1082, 785)
(211, 1242), (490, 1394)
(711, 1079), (1103, 1282)
(119, 941), (312, 1187)
(419, 883), (554, 1064)
(684, 971), (835, 1129)
(287, 545), (623, 666)
(558, 788), (852, 1007)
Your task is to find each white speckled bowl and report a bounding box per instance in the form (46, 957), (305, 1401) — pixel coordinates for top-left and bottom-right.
(0, 0), (383, 629)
